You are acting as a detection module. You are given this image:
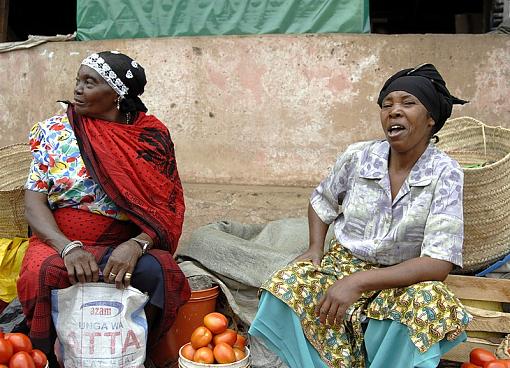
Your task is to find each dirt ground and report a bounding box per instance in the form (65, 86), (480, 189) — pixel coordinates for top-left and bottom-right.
(178, 182), (313, 250)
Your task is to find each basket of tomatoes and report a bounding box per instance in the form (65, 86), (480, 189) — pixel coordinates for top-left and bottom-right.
(178, 312), (250, 368)
(0, 331), (48, 368)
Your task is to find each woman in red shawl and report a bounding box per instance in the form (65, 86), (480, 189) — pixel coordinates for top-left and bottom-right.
(17, 51), (190, 367)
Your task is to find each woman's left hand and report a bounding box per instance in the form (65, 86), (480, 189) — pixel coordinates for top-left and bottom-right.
(315, 275), (362, 325)
(103, 240), (142, 289)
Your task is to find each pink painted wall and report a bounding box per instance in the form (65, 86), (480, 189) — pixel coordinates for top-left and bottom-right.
(1, 34), (509, 186)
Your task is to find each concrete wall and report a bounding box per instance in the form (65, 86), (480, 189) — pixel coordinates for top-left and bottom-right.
(1, 34), (509, 186)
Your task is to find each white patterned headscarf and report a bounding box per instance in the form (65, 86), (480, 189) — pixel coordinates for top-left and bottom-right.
(81, 51), (148, 113)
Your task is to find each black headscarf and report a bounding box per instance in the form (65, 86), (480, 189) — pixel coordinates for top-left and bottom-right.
(81, 51), (148, 114)
(377, 64), (468, 133)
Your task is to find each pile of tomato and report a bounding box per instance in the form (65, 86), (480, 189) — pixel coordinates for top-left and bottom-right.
(0, 331), (47, 368)
(180, 312), (247, 365)
(461, 348), (510, 368)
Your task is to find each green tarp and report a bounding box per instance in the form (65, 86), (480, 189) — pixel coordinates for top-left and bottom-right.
(76, 0), (370, 40)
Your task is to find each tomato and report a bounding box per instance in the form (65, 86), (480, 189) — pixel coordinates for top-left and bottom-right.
(484, 361), (507, 368)
(29, 350), (46, 368)
(203, 312), (228, 335)
(180, 343), (196, 361)
(190, 326), (213, 349)
(212, 329), (237, 346)
(0, 339), (13, 364)
(8, 351), (35, 368)
(485, 361), (510, 368)
(4, 334), (32, 354)
(213, 342), (236, 364)
(193, 347), (214, 364)
(233, 334), (247, 349)
(470, 348), (496, 366)
(233, 347), (246, 361)
(460, 363), (481, 368)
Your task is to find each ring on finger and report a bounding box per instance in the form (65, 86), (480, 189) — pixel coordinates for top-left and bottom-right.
(109, 272), (117, 278)
(124, 272), (132, 279)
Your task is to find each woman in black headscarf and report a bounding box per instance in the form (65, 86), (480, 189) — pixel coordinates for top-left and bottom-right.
(249, 64), (470, 368)
(19, 51), (190, 367)
(377, 63), (468, 135)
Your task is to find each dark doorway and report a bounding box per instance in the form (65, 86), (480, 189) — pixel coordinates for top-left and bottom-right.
(370, 0), (500, 34)
(4, 0), (76, 41)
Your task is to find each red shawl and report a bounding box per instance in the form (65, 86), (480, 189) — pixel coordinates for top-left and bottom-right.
(68, 106), (185, 252)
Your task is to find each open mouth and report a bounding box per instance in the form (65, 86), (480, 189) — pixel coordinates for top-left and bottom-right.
(387, 124), (406, 137)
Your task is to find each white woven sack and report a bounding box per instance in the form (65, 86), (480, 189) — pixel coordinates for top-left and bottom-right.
(51, 283), (149, 368)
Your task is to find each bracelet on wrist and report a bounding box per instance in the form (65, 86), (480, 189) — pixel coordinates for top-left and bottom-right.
(131, 237), (150, 255)
(60, 240), (84, 258)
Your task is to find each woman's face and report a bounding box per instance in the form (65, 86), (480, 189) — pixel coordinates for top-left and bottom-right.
(73, 65), (119, 120)
(380, 90), (435, 154)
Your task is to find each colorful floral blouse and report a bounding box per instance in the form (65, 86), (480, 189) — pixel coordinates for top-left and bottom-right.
(310, 140), (464, 267)
(25, 114), (129, 221)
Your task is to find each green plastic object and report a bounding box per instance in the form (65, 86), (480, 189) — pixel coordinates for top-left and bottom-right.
(76, 0), (370, 40)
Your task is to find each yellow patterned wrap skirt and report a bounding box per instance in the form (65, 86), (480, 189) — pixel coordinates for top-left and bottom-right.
(261, 241), (471, 367)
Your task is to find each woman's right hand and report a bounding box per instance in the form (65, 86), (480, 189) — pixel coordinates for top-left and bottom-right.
(63, 248), (100, 284)
(291, 248), (324, 266)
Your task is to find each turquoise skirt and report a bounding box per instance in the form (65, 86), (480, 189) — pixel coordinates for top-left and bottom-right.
(249, 291), (466, 368)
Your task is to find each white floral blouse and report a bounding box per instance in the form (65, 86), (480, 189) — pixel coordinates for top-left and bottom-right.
(25, 114), (129, 221)
(310, 140), (464, 267)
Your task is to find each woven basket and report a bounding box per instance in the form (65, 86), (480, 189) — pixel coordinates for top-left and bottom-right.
(0, 143), (32, 238)
(437, 117), (510, 273)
